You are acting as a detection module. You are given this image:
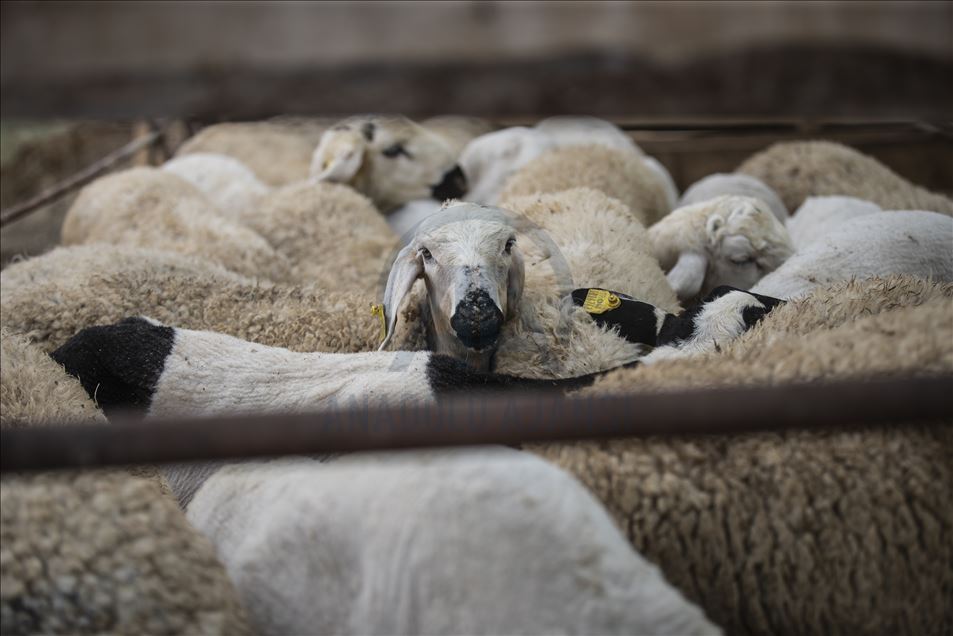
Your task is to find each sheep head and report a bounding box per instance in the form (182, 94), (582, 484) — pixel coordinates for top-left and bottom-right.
(379, 203), (526, 372)
(650, 195), (794, 303)
(310, 115), (466, 213)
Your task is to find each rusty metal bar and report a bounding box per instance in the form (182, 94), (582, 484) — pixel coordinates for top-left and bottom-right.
(2, 375), (950, 473)
(0, 126), (166, 228)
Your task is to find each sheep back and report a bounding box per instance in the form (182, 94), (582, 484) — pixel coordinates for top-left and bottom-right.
(500, 145), (672, 227)
(738, 141), (953, 215)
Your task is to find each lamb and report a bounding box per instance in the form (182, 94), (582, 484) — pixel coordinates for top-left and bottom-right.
(175, 121), (319, 186)
(310, 115), (467, 213)
(60, 167), (294, 282)
(752, 210), (953, 299)
(529, 275), (953, 635)
(161, 153), (270, 221)
(737, 140), (953, 215)
(499, 144), (673, 226)
(459, 117), (678, 209)
(0, 245), (424, 356)
(379, 193), (680, 376)
(784, 195), (882, 249)
(678, 173), (788, 221)
(647, 195), (795, 303)
(1, 471), (255, 635)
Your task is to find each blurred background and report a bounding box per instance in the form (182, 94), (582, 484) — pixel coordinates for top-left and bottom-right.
(2, 0), (951, 263)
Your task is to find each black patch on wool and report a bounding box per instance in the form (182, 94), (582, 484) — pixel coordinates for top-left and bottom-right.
(658, 286), (786, 347)
(571, 288), (666, 347)
(50, 317), (175, 418)
(361, 121), (376, 141)
(426, 355), (608, 396)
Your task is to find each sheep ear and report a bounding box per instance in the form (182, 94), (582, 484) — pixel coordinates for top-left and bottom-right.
(311, 131), (366, 183)
(379, 244), (423, 350)
(666, 252), (708, 301)
(706, 214), (724, 242)
(505, 244), (525, 320)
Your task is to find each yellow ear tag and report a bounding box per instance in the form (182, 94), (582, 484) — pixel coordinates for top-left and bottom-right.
(582, 289), (621, 315)
(370, 304), (387, 342)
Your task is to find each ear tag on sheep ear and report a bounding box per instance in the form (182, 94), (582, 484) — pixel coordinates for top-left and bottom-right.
(581, 289), (621, 315)
(370, 304), (387, 342)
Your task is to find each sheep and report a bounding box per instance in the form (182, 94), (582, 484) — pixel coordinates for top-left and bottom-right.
(752, 210), (953, 299)
(499, 144), (673, 227)
(175, 121), (318, 186)
(529, 275), (953, 635)
(239, 180), (399, 293)
(61, 167), (294, 282)
(647, 195), (795, 303)
(784, 195), (882, 249)
(310, 115), (467, 213)
(678, 173), (788, 221)
(0, 471), (254, 635)
(737, 140), (953, 215)
(459, 117), (678, 208)
(0, 244), (426, 356)
(174, 448), (720, 636)
(379, 193), (680, 376)
(161, 153), (270, 221)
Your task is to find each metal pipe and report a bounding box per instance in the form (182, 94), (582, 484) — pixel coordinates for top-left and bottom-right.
(2, 375), (951, 472)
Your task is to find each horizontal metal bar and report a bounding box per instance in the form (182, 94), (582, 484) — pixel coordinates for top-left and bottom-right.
(2, 375), (950, 473)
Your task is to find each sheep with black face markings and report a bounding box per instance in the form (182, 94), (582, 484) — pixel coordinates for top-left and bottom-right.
(311, 115), (468, 213)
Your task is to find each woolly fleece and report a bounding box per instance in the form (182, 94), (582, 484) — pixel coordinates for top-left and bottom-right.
(500, 144), (672, 227)
(529, 276), (953, 635)
(175, 122), (316, 186)
(61, 168), (293, 282)
(0, 471), (253, 635)
(738, 140), (953, 215)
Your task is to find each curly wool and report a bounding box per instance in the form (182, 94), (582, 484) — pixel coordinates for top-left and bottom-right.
(61, 168), (294, 282)
(246, 181), (399, 294)
(529, 276), (953, 635)
(175, 122), (318, 186)
(0, 472), (253, 635)
(500, 144), (672, 227)
(0, 245), (426, 355)
(737, 140), (953, 215)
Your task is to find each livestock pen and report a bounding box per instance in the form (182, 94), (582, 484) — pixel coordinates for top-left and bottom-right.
(2, 2), (952, 635)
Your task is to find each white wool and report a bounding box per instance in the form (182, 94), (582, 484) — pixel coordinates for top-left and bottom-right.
(386, 199), (444, 238)
(186, 447), (720, 636)
(161, 153), (270, 220)
(785, 195), (882, 249)
(458, 127), (556, 204)
(753, 210), (953, 299)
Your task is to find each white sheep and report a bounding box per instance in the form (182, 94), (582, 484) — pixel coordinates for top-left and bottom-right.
(648, 195), (795, 303)
(678, 173), (788, 221)
(784, 195), (881, 249)
(459, 117), (677, 209)
(161, 153), (270, 221)
(61, 167), (294, 282)
(310, 115), (466, 213)
(752, 210), (953, 299)
(173, 447), (719, 636)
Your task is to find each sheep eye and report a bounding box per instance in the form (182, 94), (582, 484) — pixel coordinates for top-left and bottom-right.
(383, 143), (409, 159)
(419, 247), (433, 262)
(504, 238), (516, 254)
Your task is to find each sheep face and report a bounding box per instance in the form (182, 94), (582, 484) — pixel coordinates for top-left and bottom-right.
(703, 197), (794, 296)
(380, 203), (525, 371)
(311, 116), (466, 212)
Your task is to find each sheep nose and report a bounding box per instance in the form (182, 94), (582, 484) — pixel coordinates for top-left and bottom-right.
(431, 165), (468, 201)
(450, 290), (503, 351)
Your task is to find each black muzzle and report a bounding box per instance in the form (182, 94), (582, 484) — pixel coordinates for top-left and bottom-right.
(450, 290), (503, 351)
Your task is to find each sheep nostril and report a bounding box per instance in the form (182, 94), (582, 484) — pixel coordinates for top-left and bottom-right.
(450, 296), (503, 351)
(431, 165), (468, 201)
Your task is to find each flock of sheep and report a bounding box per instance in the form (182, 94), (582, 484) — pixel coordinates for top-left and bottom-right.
(2, 114), (952, 635)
